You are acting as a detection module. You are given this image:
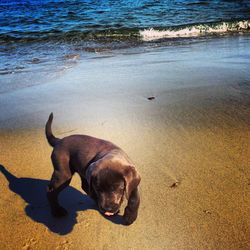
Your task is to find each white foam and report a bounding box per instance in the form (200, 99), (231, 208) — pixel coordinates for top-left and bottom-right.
(139, 20), (250, 41)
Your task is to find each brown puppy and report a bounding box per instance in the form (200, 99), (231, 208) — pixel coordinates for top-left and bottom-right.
(45, 113), (141, 225)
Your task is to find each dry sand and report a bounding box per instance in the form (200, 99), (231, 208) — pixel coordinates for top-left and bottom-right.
(0, 38), (250, 249)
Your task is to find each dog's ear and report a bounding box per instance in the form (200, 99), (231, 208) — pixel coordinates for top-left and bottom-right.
(86, 162), (98, 186)
(85, 159), (102, 195)
(122, 165), (141, 200)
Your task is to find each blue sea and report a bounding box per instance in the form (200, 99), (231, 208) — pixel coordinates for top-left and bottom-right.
(1, 0), (250, 91)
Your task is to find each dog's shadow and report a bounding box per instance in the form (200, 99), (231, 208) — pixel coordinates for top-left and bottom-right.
(0, 165), (124, 235)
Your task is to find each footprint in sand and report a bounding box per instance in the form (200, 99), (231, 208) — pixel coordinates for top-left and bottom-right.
(56, 240), (73, 250)
(22, 238), (38, 250)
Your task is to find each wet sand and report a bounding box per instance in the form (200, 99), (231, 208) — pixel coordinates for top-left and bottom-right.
(0, 37), (250, 249)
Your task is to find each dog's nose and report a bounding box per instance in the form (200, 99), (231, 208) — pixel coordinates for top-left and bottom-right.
(102, 204), (118, 213)
(104, 206), (114, 212)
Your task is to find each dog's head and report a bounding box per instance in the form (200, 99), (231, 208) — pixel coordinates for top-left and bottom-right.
(86, 152), (140, 216)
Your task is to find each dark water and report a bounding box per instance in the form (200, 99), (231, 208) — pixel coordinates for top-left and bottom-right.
(1, 0), (250, 86)
(1, 0), (250, 43)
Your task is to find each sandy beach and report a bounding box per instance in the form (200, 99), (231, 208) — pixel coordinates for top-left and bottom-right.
(0, 36), (250, 250)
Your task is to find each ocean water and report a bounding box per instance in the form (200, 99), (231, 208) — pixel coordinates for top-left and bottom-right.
(1, 0), (250, 91)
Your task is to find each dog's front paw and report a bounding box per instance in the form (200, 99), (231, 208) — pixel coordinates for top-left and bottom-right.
(52, 206), (68, 217)
(123, 213), (137, 225)
(123, 208), (138, 225)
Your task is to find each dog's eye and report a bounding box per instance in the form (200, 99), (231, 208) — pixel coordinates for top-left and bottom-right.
(114, 186), (124, 192)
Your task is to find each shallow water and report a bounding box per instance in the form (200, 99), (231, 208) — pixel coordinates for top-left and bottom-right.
(0, 35), (250, 130)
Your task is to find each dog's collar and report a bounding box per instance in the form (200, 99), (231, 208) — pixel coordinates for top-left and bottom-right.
(85, 154), (101, 184)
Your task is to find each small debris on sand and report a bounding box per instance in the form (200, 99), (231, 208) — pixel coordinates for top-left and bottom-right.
(170, 181), (180, 188)
(203, 210), (212, 214)
(147, 96), (155, 100)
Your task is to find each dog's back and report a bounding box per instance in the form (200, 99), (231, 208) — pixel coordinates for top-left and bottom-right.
(45, 113), (119, 165)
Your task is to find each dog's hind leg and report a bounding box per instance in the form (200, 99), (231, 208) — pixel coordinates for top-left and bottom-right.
(47, 151), (72, 217)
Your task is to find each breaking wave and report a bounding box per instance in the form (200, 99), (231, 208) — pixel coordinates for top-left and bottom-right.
(139, 20), (250, 41)
(1, 20), (250, 45)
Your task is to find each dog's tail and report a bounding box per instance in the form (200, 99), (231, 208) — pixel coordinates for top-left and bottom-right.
(45, 113), (60, 147)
